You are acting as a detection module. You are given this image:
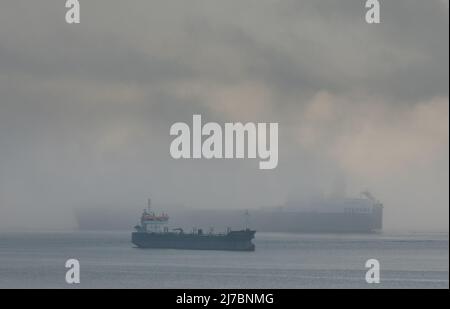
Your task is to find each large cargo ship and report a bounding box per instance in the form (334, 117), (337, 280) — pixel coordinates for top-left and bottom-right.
(131, 200), (256, 251)
(76, 192), (383, 234)
(164, 194), (382, 233)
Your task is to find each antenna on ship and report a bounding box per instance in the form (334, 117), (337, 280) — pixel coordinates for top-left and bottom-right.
(147, 198), (151, 212)
(244, 209), (250, 230)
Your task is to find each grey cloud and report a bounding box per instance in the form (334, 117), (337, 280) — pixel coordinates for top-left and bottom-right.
(0, 0), (448, 230)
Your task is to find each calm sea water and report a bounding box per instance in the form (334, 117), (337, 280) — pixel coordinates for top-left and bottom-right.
(0, 231), (447, 289)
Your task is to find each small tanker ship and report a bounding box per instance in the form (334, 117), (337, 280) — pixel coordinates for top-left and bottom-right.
(132, 200), (256, 251)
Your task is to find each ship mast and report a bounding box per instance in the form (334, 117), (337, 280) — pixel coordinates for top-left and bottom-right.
(244, 209), (250, 230)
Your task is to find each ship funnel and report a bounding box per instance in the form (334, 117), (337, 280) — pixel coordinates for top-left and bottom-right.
(361, 191), (377, 202)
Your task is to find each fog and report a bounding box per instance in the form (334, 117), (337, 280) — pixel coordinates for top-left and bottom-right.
(0, 0), (448, 231)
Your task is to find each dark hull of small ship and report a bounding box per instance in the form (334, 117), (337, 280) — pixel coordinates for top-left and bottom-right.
(132, 230), (256, 251)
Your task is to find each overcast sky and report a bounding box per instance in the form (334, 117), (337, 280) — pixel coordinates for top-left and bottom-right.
(0, 0), (448, 230)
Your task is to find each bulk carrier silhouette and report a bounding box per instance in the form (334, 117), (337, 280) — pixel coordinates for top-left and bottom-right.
(131, 200), (256, 251)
